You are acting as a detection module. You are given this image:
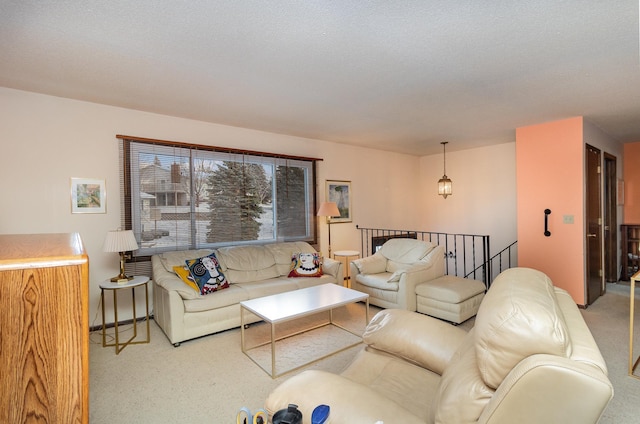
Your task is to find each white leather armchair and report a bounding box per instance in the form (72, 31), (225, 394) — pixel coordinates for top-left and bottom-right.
(350, 238), (444, 311)
(265, 268), (613, 423)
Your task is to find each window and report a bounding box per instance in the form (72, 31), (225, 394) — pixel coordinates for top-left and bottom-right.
(120, 137), (318, 256)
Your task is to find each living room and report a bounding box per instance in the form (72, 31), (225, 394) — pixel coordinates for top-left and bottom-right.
(1, 2), (640, 423)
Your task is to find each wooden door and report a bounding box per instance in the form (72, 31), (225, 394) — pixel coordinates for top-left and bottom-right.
(586, 145), (603, 305)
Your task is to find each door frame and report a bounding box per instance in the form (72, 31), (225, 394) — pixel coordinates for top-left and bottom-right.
(585, 144), (603, 305)
(603, 152), (618, 284)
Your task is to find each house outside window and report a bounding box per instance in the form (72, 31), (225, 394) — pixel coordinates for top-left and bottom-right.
(121, 138), (317, 256)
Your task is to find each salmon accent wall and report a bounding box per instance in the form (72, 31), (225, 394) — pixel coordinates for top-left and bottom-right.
(623, 142), (640, 224)
(516, 117), (585, 304)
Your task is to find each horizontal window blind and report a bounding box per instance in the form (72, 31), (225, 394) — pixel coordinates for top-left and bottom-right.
(118, 137), (318, 257)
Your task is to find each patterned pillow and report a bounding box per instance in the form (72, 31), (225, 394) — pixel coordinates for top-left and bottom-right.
(173, 265), (200, 293)
(288, 252), (323, 277)
(185, 253), (230, 295)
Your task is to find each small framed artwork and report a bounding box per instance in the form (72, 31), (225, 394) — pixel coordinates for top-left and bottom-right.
(71, 178), (106, 214)
(326, 180), (352, 223)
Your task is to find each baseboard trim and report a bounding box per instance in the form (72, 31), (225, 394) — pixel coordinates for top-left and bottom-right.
(90, 315), (154, 333)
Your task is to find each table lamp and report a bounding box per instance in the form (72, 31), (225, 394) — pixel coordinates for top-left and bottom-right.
(103, 229), (139, 282)
(317, 201), (341, 258)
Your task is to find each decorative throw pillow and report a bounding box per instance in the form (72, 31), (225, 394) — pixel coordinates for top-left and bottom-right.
(288, 252), (323, 277)
(173, 265), (200, 293)
(185, 253), (230, 295)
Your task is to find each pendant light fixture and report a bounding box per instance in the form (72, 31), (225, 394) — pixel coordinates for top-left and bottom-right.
(438, 141), (452, 199)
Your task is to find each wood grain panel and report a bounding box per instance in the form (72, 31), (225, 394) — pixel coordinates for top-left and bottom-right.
(0, 233), (88, 424)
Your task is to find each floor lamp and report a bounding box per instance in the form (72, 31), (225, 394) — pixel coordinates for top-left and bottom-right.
(317, 201), (341, 258)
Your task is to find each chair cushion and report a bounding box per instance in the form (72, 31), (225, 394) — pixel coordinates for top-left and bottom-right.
(355, 273), (399, 291)
(353, 254), (387, 275)
(379, 238), (435, 264)
(474, 267), (571, 389)
(363, 309), (466, 375)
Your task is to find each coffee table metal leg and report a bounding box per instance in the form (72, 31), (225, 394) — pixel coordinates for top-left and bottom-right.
(240, 306), (246, 353)
(271, 322), (276, 378)
(365, 298), (369, 324)
(100, 289), (106, 347)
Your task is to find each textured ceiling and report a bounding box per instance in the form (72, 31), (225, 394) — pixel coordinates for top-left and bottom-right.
(1, 1), (639, 155)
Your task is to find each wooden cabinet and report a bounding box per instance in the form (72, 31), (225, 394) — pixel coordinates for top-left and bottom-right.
(621, 225), (640, 281)
(0, 233), (89, 424)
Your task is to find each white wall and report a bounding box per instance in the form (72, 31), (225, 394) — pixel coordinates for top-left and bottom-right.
(0, 87), (424, 325)
(418, 142), (518, 256)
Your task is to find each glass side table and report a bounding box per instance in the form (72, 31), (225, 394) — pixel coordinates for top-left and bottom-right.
(332, 250), (360, 288)
(99, 275), (150, 354)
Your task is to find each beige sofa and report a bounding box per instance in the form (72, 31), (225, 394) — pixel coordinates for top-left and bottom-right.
(151, 241), (343, 346)
(265, 267), (613, 423)
(350, 238), (445, 311)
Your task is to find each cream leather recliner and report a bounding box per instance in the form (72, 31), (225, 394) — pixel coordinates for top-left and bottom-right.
(350, 238), (445, 311)
(265, 267), (613, 423)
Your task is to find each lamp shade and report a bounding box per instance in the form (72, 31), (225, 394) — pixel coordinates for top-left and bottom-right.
(317, 201), (340, 217)
(103, 229), (139, 253)
(438, 176), (453, 198)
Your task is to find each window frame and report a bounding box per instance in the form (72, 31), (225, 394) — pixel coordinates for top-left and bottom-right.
(118, 135), (321, 256)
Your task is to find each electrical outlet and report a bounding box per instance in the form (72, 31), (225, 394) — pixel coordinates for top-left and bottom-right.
(563, 215), (574, 224)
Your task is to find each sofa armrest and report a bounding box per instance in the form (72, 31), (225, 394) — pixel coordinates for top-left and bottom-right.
(363, 309), (467, 375)
(151, 255), (199, 299)
(479, 354), (613, 424)
(321, 257), (343, 283)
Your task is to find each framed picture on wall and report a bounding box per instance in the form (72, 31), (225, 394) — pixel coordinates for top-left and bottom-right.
(71, 178), (106, 214)
(326, 180), (352, 223)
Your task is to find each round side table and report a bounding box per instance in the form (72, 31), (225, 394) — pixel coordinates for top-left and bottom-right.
(99, 275), (151, 354)
(332, 250), (361, 288)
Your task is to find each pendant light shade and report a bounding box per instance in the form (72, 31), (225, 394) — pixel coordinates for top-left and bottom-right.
(438, 142), (452, 199)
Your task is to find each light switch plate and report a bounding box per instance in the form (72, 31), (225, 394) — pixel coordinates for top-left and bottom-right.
(563, 215), (574, 224)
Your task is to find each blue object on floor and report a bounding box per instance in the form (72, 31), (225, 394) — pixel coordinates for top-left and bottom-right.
(311, 404), (330, 424)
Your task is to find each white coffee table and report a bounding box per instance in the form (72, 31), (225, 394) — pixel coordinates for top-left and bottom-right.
(240, 283), (369, 378)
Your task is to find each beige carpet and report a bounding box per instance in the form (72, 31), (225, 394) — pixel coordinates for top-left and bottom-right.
(90, 285), (640, 423)
(581, 282), (640, 423)
(89, 303), (376, 423)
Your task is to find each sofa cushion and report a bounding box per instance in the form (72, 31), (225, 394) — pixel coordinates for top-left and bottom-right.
(288, 252), (323, 277)
(158, 249), (215, 273)
(172, 265), (200, 294)
(216, 245), (279, 283)
(431, 329), (493, 424)
(474, 267), (572, 389)
(379, 238), (435, 264)
(183, 284), (249, 313)
(186, 252), (230, 295)
(265, 241), (318, 276)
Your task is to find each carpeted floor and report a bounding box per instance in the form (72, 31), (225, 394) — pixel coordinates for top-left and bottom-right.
(90, 284), (640, 423)
(89, 303), (376, 423)
(581, 282), (640, 423)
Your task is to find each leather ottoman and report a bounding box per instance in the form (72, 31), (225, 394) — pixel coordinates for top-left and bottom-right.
(415, 275), (485, 324)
